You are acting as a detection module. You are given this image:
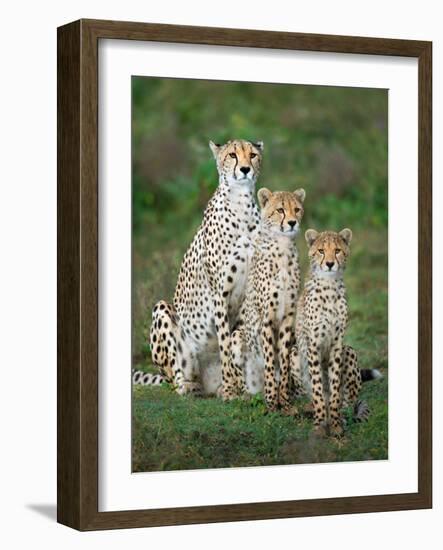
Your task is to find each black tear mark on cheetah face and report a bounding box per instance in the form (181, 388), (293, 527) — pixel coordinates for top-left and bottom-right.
(209, 139), (263, 185)
(305, 228), (352, 276)
(258, 187), (306, 237)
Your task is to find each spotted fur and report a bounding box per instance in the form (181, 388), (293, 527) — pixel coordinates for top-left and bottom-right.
(230, 188), (306, 411)
(291, 229), (381, 436)
(132, 370), (164, 386)
(148, 140), (264, 397)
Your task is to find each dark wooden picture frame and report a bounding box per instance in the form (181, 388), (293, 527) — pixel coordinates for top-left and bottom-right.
(57, 18), (432, 531)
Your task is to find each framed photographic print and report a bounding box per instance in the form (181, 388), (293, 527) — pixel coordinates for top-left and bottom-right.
(57, 19), (432, 530)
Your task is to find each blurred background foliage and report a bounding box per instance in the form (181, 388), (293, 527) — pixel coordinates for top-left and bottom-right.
(132, 77), (388, 365)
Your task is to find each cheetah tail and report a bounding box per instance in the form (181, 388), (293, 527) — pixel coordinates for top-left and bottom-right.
(360, 368), (383, 383)
(132, 370), (165, 386)
(353, 399), (370, 422)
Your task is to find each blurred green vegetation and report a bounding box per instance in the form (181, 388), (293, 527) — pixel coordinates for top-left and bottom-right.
(132, 77), (388, 471)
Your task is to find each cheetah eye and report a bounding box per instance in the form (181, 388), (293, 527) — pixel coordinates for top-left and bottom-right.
(318, 249), (324, 254)
(229, 153), (237, 159)
(335, 248), (342, 254)
(277, 208), (284, 214)
(250, 153), (257, 159)
(294, 207), (300, 213)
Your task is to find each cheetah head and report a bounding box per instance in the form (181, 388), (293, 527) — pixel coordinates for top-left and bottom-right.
(209, 139), (263, 186)
(305, 228), (352, 277)
(257, 188), (305, 237)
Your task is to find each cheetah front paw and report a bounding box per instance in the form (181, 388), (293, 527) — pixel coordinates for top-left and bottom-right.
(302, 402), (315, 417)
(329, 423), (344, 438)
(265, 398), (279, 413)
(312, 422), (328, 438)
(221, 386), (241, 401)
(278, 392), (292, 410)
(177, 381), (203, 397)
(280, 404), (300, 417)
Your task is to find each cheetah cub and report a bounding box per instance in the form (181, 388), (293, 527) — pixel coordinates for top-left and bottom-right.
(230, 188), (305, 412)
(292, 229), (381, 436)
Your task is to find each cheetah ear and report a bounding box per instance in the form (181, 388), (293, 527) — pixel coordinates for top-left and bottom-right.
(339, 228), (353, 245)
(252, 140), (264, 151)
(258, 187), (272, 208)
(209, 140), (221, 158)
(305, 229), (319, 246)
(294, 188), (306, 203)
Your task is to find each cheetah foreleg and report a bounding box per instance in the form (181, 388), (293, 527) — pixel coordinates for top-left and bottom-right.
(276, 316), (295, 411)
(289, 345), (307, 399)
(261, 322), (278, 412)
(327, 339), (345, 436)
(214, 296), (239, 401)
(307, 344), (328, 435)
(230, 328), (248, 396)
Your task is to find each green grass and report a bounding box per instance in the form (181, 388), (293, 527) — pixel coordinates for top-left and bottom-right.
(133, 377), (388, 472)
(131, 77), (388, 472)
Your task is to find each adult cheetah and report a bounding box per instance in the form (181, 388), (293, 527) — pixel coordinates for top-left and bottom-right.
(230, 188), (306, 411)
(291, 229), (382, 436)
(146, 139), (264, 398)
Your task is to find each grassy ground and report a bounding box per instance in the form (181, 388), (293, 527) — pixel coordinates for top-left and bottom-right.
(133, 378), (387, 471)
(131, 77), (388, 472)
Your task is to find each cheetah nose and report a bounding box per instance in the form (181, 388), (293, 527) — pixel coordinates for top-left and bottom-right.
(240, 166), (250, 175)
(288, 220), (297, 228)
(326, 261), (334, 270)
